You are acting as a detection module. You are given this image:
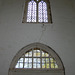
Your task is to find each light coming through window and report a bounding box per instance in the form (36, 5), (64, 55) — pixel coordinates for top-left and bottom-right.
(27, 0), (48, 23)
(27, 1), (37, 22)
(15, 48), (58, 69)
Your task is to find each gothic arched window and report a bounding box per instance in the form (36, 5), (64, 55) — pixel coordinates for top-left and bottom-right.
(22, 0), (52, 23)
(27, 1), (37, 22)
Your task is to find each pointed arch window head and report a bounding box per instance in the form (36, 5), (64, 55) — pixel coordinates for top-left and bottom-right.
(15, 48), (58, 69)
(22, 0), (52, 23)
(27, 1), (37, 22)
(38, 1), (48, 22)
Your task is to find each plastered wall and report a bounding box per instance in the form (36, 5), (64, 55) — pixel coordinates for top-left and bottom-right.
(0, 0), (75, 75)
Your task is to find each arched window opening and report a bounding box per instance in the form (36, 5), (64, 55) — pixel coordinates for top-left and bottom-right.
(38, 1), (48, 22)
(9, 43), (65, 75)
(15, 48), (58, 69)
(27, 1), (37, 22)
(22, 0), (52, 23)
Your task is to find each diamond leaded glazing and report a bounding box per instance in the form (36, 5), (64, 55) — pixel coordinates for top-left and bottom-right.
(38, 1), (48, 22)
(27, 1), (37, 22)
(27, 0), (48, 23)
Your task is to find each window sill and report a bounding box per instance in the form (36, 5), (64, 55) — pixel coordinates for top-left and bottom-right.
(10, 68), (64, 73)
(22, 22), (53, 25)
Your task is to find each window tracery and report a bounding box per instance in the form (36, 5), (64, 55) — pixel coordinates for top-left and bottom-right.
(22, 0), (52, 23)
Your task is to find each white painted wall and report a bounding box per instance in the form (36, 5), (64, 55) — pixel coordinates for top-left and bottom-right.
(0, 0), (75, 75)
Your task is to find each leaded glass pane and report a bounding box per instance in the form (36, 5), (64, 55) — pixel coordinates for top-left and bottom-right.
(33, 58), (41, 68)
(50, 58), (54, 63)
(27, 0), (48, 23)
(33, 49), (40, 57)
(55, 63), (58, 68)
(51, 62), (55, 68)
(24, 62), (29, 68)
(42, 64), (45, 68)
(38, 1), (48, 22)
(42, 58), (45, 68)
(38, 1), (43, 22)
(33, 63), (37, 68)
(43, 2), (48, 22)
(45, 53), (49, 57)
(27, 1), (36, 22)
(42, 51), (45, 57)
(46, 58), (49, 68)
(33, 50), (37, 57)
(24, 58), (32, 68)
(15, 49), (58, 69)
(37, 58), (40, 63)
(27, 2), (32, 22)
(29, 51), (32, 57)
(32, 1), (37, 22)
(42, 58), (45, 64)
(29, 63), (32, 68)
(33, 58), (37, 63)
(25, 58), (29, 62)
(19, 63), (23, 68)
(42, 51), (49, 57)
(46, 58), (49, 63)
(29, 58), (32, 63)
(25, 53), (28, 57)
(37, 64), (40, 68)
(46, 63), (49, 68)
(36, 50), (40, 57)
(19, 58), (23, 62)
(15, 63), (19, 68)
